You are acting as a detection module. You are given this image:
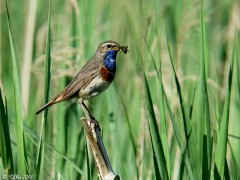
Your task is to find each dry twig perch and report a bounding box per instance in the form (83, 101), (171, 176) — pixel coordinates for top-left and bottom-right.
(80, 101), (120, 180)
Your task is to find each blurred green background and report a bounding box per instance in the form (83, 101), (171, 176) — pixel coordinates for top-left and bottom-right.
(0, 0), (240, 179)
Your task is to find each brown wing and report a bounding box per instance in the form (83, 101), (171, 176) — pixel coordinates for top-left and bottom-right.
(35, 56), (103, 114)
(57, 56), (103, 100)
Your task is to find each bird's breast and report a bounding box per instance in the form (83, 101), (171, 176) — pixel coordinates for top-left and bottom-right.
(100, 66), (115, 82)
(79, 74), (111, 100)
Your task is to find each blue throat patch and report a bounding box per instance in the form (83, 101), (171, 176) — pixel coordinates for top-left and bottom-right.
(104, 50), (117, 72)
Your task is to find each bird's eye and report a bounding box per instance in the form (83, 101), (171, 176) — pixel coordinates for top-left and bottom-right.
(107, 44), (111, 48)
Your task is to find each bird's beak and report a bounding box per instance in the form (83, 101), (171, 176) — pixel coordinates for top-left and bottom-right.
(112, 45), (120, 51)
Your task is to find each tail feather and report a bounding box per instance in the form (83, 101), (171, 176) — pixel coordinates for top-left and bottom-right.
(35, 101), (54, 114)
(35, 93), (64, 115)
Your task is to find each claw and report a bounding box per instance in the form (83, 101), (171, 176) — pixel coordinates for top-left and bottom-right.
(90, 118), (101, 131)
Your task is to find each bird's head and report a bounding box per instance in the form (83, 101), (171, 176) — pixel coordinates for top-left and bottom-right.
(96, 40), (121, 58)
(95, 40), (128, 58)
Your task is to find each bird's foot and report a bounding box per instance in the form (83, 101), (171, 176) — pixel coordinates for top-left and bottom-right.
(90, 118), (101, 131)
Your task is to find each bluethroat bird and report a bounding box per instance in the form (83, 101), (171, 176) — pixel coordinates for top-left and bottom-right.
(36, 40), (128, 115)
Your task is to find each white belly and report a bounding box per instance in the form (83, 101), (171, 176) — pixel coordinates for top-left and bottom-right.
(79, 75), (111, 99)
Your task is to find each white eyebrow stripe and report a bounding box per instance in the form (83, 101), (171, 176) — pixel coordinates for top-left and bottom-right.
(101, 43), (117, 47)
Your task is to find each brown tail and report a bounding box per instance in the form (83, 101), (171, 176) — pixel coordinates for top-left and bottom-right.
(35, 93), (64, 115)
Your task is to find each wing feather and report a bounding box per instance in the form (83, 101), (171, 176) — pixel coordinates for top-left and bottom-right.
(60, 57), (102, 100)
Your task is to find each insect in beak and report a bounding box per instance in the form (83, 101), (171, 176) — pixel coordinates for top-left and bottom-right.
(120, 45), (129, 54)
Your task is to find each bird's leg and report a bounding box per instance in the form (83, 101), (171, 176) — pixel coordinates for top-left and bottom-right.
(79, 99), (100, 129)
(80, 99), (93, 118)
